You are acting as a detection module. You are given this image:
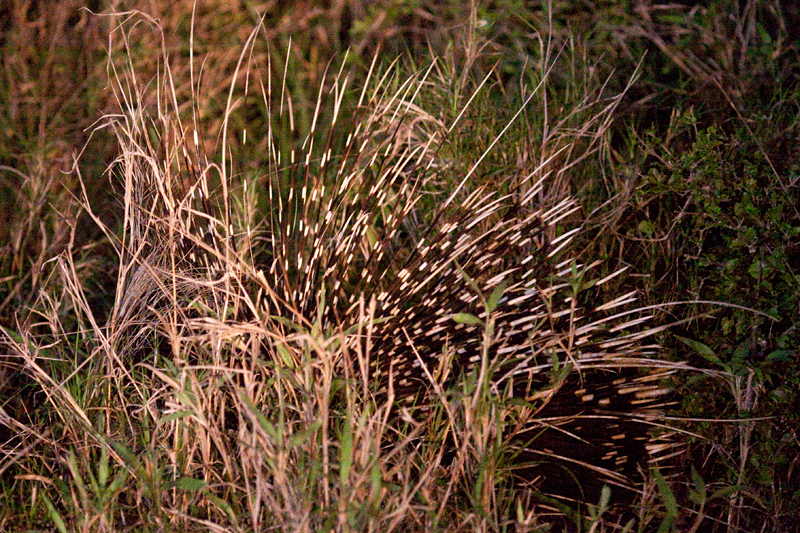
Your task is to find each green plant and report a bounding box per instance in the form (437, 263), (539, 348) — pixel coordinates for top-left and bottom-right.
(615, 91), (800, 532)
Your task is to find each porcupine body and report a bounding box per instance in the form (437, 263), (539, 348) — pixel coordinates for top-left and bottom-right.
(123, 52), (678, 509)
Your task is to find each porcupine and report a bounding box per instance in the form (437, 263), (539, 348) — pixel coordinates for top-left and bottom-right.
(118, 49), (679, 511)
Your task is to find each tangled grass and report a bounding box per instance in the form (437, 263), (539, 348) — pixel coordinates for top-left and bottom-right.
(2, 2), (798, 532)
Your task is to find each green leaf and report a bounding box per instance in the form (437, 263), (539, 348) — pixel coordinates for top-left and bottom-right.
(159, 410), (194, 424)
(451, 313), (483, 326)
(42, 494), (68, 533)
(732, 340), (751, 364)
(487, 281), (507, 313)
(107, 469), (129, 495)
(340, 417), (354, 488)
(206, 492), (237, 524)
(688, 466), (707, 506)
(748, 259), (764, 279)
(66, 449), (90, 506)
(709, 485), (741, 501)
(111, 442), (141, 473)
(277, 343), (296, 368)
(654, 465), (678, 533)
(766, 350), (792, 362)
(238, 394), (280, 443)
(454, 260), (481, 297)
(638, 220), (656, 235)
(597, 484), (611, 514)
(98, 444), (109, 488)
(675, 335), (719, 364)
(174, 477), (207, 492)
(287, 420), (323, 448)
(270, 315), (306, 333)
(369, 458), (382, 502)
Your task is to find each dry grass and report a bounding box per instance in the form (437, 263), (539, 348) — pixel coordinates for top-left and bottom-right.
(0, 8), (678, 532)
(2, 2), (797, 532)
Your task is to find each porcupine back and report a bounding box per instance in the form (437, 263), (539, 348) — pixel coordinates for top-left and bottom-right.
(148, 54), (679, 507)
